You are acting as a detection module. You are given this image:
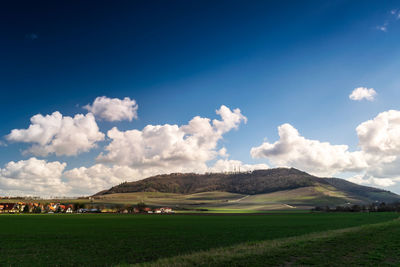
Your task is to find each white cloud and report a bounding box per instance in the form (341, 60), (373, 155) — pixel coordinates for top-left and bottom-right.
(250, 124), (368, 176)
(251, 109), (400, 189)
(0, 159), (153, 197)
(0, 158), (67, 197)
(366, 156), (400, 180)
(84, 96), (138, 122)
(347, 174), (366, 185)
(354, 110), (400, 181)
(97, 105), (247, 174)
(356, 110), (400, 155)
(347, 174), (395, 187)
(63, 164), (143, 195)
(349, 87), (377, 101)
(6, 112), (104, 156)
(213, 105), (248, 133)
(368, 178), (395, 187)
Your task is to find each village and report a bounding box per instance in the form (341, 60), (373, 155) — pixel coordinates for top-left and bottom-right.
(0, 202), (174, 214)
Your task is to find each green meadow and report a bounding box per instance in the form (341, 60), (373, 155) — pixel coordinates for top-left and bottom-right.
(0, 212), (398, 266)
(139, 217), (400, 267)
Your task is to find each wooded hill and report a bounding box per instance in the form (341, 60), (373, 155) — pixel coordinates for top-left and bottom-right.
(94, 168), (400, 204)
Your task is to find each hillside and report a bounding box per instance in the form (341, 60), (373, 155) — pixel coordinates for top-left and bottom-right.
(94, 168), (400, 208)
(96, 168), (318, 195)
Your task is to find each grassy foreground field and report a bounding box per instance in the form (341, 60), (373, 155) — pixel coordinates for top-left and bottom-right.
(0, 213), (398, 266)
(137, 218), (400, 267)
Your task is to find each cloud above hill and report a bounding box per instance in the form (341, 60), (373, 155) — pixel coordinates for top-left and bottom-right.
(97, 105), (247, 174)
(0, 158), (67, 197)
(84, 96), (138, 121)
(251, 110), (400, 188)
(6, 112), (104, 156)
(63, 164), (141, 195)
(347, 174), (395, 187)
(357, 110), (400, 155)
(250, 124), (367, 176)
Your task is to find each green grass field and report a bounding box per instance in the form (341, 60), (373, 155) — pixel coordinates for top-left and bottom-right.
(0, 212), (398, 266)
(138, 218), (400, 266)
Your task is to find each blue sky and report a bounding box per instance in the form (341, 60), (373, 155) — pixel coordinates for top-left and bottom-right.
(1, 1), (400, 196)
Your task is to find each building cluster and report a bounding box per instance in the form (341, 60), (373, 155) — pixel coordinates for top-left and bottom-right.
(143, 207), (173, 214)
(0, 202), (73, 213)
(0, 202), (174, 214)
(117, 207), (174, 214)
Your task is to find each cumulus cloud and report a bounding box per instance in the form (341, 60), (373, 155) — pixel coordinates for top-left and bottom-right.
(371, 178), (395, 187)
(250, 124), (368, 176)
(366, 156), (400, 180)
(357, 110), (400, 155)
(6, 112), (104, 156)
(0, 159), (149, 197)
(63, 164), (143, 195)
(0, 158), (67, 197)
(349, 87), (377, 101)
(354, 110), (400, 182)
(251, 109), (400, 188)
(347, 174), (395, 187)
(84, 96), (138, 121)
(213, 105), (248, 132)
(97, 105), (247, 174)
